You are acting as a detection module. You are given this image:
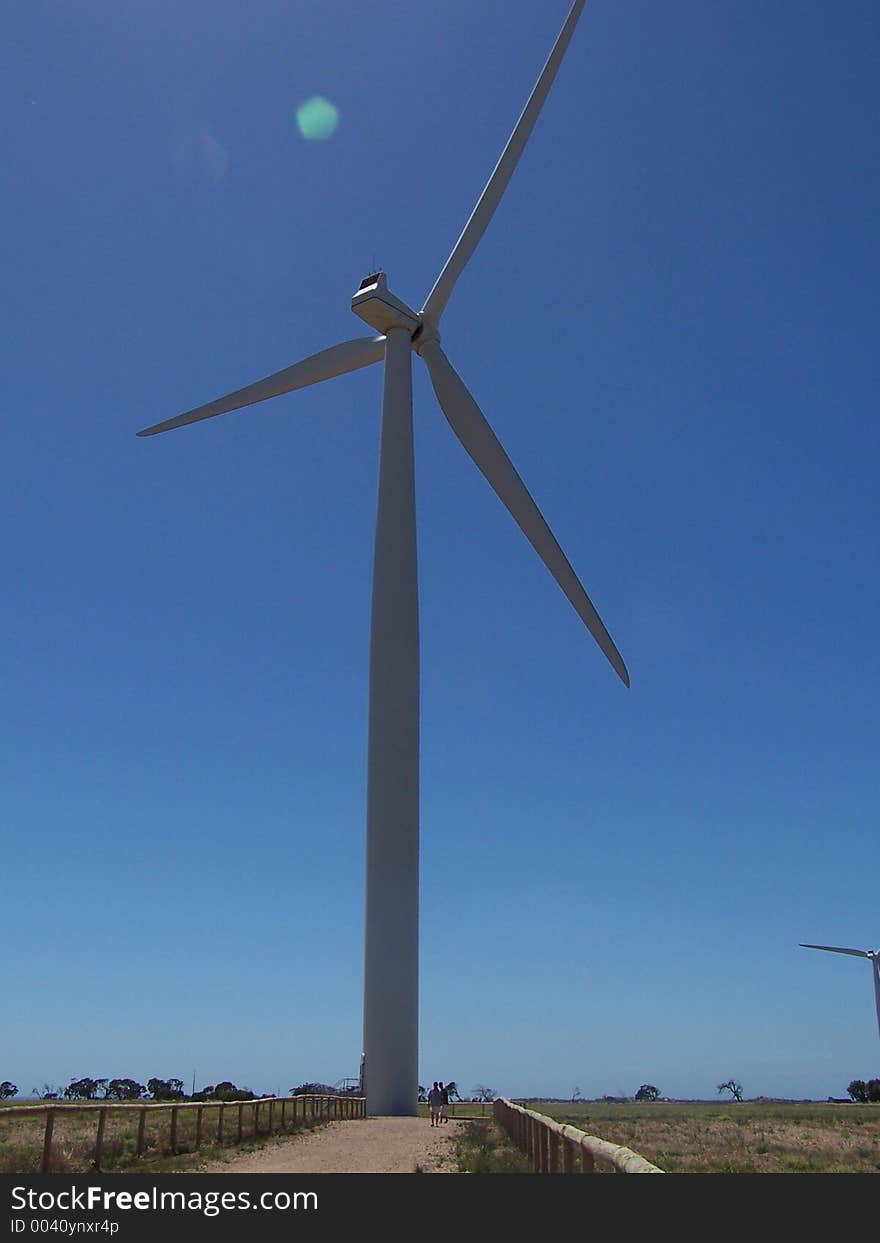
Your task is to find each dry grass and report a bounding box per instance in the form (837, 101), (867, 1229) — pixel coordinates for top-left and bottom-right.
(0, 1100), (326, 1174)
(527, 1101), (880, 1173)
(452, 1120), (532, 1173)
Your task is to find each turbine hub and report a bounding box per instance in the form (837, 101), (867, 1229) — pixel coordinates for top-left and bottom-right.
(412, 321), (440, 355)
(351, 271), (420, 336)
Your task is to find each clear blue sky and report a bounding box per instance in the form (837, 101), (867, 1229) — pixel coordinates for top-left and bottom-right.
(3, 1), (878, 1102)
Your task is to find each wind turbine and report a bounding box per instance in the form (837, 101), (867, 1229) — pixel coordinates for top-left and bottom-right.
(137, 0), (628, 1115)
(800, 944), (880, 1042)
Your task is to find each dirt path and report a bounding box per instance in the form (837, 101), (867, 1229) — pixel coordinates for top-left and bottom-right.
(198, 1117), (463, 1174)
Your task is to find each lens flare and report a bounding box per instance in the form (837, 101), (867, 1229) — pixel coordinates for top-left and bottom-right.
(296, 96), (340, 141)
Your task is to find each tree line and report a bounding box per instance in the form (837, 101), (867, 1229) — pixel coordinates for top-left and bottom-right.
(5, 1075), (878, 1104)
(15, 1078), (259, 1103)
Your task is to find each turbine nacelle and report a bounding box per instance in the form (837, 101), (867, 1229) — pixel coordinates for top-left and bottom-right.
(351, 271), (420, 337)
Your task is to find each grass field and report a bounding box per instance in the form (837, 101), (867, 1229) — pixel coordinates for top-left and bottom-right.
(523, 1100), (880, 1173)
(451, 1120), (531, 1173)
(4, 1097), (877, 1174)
(0, 1100), (328, 1174)
(415, 1102), (495, 1120)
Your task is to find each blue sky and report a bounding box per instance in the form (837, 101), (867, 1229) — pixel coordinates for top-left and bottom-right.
(3, 0), (878, 1103)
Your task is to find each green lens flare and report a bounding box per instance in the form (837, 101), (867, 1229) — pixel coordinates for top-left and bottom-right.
(296, 97), (340, 141)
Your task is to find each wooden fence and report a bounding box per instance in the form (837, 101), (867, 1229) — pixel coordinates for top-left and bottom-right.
(494, 1099), (664, 1173)
(0, 1094), (365, 1174)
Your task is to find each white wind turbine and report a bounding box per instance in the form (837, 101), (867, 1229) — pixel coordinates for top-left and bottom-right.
(800, 943), (880, 1042)
(138, 0), (627, 1115)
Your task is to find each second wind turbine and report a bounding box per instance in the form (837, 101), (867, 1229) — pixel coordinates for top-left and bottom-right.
(138, 0), (628, 1116)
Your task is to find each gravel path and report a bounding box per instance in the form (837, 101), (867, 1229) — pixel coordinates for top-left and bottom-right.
(198, 1117), (464, 1174)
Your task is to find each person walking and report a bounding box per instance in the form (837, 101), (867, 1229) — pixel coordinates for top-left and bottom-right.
(439, 1081), (449, 1123)
(427, 1081), (443, 1127)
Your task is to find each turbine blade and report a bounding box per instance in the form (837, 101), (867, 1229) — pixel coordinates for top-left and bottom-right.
(419, 338), (629, 686)
(799, 944), (869, 958)
(421, 0), (586, 326)
(137, 335), (386, 436)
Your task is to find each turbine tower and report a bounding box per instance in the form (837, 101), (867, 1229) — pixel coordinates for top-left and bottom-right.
(137, 0), (627, 1115)
(800, 943), (880, 1042)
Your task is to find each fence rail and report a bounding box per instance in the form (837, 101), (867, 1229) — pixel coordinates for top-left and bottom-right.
(0, 1094), (365, 1173)
(494, 1098), (663, 1173)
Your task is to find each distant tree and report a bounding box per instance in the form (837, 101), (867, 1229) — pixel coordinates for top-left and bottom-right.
(0, 1082), (18, 1100)
(105, 1079), (145, 1101)
(417, 1085), (427, 1103)
(867, 1080), (880, 1103)
(212, 1081), (255, 1102)
(717, 1079), (744, 1102)
(147, 1078), (185, 1101)
(35, 1084), (60, 1101)
(847, 1079), (868, 1103)
(445, 1082), (461, 1102)
(471, 1085), (496, 1103)
(64, 1078), (100, 1101)
(290, 1083), (337, 1097)
(572, 1085), (583, 1102)
(635, 1084), (660, 1102)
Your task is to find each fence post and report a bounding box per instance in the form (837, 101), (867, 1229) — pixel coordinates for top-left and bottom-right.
(169, 1106), (178, 1154)
(548, 1128), (559, 1173)
(537, 1121), (548, 1173)
(238, 1103), (244, 1143)
(195, 1106), (204, 1150)
(270, 1099), (276, 1133)
(95, 1109), (108, 1169)
(281, 1099), (287, 1129)
(580, 1141), (595, 1173)
(254, 1101), (260, 1137)
(563, 1136), (575, 1173)
(41, 1108), (56, 1174)
(137, 1108), (147, 1157)
(217, 1103), (225, 1144)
